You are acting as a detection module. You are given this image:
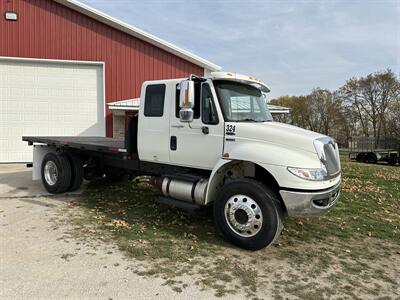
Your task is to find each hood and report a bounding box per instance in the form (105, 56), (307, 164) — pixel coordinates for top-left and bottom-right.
(228, 122), (325, 153)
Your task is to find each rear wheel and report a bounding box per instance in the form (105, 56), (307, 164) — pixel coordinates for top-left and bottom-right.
(67, 153), (84, 192)
(41, 152), (72, 194)
(213, 178), (283, 251)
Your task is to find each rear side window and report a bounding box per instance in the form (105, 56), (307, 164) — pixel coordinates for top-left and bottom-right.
(144, 84), (166, 117)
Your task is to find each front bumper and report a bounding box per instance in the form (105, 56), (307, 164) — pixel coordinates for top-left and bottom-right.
(279, 181), (341, 217)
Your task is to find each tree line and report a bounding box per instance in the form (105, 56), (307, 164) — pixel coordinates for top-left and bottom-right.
(269, 69), (400, 147)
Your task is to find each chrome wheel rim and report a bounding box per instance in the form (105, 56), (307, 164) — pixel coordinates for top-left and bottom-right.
(44, 161), (58, 186)
(224, 194), (263, 237)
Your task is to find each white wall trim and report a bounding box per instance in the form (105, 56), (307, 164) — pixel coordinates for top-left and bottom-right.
(0, 56), (104, 66)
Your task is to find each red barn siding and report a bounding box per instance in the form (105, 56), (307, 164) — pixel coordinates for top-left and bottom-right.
(0, 0), (204, 136)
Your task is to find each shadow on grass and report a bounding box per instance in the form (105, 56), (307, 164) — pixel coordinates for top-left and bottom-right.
(75, 178), (230, 261)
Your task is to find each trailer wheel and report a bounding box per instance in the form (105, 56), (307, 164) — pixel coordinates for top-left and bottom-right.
(67, 153), (84, 192)
(213, 178), (283, 251)
(365, 153), (377, 164)
(41, 152), (72, 194)
(356, 153), (366, 163)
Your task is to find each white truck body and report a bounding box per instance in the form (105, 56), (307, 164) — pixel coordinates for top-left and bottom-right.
(24, 71), (341, 250)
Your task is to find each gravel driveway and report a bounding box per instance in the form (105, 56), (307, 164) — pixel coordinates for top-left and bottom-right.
(2, 164), (399, 299)
(0, 165), (218, 300)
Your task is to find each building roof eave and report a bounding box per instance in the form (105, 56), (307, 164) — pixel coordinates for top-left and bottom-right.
(55, 0), (221, 72)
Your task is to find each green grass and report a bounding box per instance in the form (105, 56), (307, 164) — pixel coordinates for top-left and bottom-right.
(63, 157), (400, 298)
(282, 161), (400, 244)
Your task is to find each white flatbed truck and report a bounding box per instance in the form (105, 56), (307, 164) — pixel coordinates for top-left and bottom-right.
(23, 72), (341, 250)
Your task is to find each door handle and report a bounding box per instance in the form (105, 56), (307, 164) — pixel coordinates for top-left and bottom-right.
(171, 125), (184, 128)
(170, 136), (177, 151)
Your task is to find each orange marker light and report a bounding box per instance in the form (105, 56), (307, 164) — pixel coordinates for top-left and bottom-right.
(184, 88), (189, 106)
(223, 152), (230, 158)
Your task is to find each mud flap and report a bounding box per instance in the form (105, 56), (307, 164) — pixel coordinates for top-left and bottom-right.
(32, 145), (56, 181)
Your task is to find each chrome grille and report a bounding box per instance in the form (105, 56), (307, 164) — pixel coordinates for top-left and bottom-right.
(323, 142), (340, 176)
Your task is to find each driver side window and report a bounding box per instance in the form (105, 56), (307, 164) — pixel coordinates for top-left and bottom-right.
(201, 83), (219, 125)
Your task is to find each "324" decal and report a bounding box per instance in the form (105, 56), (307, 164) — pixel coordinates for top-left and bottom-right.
(226, 124), (236, 135)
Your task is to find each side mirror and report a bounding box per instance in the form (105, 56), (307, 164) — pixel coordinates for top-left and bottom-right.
(179, 80), (195, 122)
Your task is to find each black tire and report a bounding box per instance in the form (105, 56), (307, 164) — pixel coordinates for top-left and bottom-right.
(356, 153), (366, 163)
(66, 153), (84, 192)
(213, 178), (283, 251)
(366, 153), (377, 164)
(41, 152), (72, 194)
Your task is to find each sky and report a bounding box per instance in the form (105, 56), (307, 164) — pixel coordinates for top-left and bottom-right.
(80, 0), (400, 99)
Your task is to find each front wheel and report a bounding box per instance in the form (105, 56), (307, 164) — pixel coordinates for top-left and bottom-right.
(214, 179), (283, 251)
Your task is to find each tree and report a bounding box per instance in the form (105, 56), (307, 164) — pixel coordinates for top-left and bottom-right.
(339, 69), (400, 141)
(270, 89), (344, 139)
(269, 95), (309, 128)
(305, 88), (343, 136)
(269, 69), (399, 147)
(387, 99), (400, 138)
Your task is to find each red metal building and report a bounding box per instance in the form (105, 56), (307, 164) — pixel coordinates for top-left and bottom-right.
(0, 0), (220, 162)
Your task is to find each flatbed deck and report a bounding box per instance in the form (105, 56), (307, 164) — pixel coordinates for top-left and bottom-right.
(22, 136), (126, 154)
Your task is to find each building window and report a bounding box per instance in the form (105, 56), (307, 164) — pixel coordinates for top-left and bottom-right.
(144, 84), (166, 117)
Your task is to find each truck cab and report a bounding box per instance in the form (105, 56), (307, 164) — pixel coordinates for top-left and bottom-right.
(23, 72), (341, 251)
(138, 72), (341, 204)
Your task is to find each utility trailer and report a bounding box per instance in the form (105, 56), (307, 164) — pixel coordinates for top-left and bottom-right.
(348, 136), (399, 166)
(23, 72), (342, 250)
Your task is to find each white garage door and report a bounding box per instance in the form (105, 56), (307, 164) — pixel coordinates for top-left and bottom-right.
(0, 59), (105, 163)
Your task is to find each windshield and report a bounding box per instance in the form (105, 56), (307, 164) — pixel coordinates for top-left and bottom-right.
(213, 80), (273, 122)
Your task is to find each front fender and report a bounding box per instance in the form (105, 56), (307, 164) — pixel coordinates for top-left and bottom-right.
(225, 140), (341, 190)
(205, 159), (231, 205)
(204, 141), (341, 204)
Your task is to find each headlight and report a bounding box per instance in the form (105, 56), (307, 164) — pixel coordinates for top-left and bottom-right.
(287, 163), (328, 181)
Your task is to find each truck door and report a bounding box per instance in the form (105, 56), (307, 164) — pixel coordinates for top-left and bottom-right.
(169, 81), (224, 170)
(137, 82), (171, 164)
